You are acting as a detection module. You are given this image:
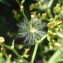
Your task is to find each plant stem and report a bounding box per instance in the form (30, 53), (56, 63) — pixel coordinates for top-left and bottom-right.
(21, 11), (29, 22)
(1, 44), (29, 63)
(47, 8), (53, 18)
(38, 34), (48, 43)
(30, 34), (47, 63)
(46, 0), (53, 18)
(30, 42), (39, 63)
(0, 57), (3, 63)
(48, 0), (53, 8)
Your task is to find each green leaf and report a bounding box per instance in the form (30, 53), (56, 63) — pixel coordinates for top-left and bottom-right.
(48, 50), (62, 63)
(57, 32), (63, 39)
(0, 0), (11, 6)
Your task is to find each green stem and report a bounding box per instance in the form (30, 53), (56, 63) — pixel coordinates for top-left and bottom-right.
(48, 50), (62, 63)
(0, 57), (3, 63)
(1, 44), (29, 63)
(47, 8), (53, 18)
(0, 0), (11, 6)
(30, 34), (47, 63)
(48, 0), (53, 8)
(46, 0), (53, 18)
(21, 11), (29, 22)
(38, 34), (48, 43)
(30, 43), (39, 63)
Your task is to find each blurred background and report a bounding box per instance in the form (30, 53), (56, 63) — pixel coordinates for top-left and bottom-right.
(0, 0), (60, 63)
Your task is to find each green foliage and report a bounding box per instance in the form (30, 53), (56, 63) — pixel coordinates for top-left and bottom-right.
(0, 0), (63, 63)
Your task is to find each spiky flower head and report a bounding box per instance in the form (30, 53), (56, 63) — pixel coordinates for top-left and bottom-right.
(18, 18), (46, 45)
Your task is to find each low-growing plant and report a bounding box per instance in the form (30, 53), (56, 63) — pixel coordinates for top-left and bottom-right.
(0, 0), (63, 63)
